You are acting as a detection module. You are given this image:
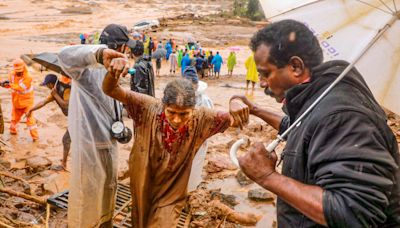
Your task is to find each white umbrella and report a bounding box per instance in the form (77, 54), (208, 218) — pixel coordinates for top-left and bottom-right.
(230, 1), (400, 164)
(259, 0), (400, 153)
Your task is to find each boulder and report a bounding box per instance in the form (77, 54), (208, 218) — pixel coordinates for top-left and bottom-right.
(236, 170), (253, 186)
(248, 188), (274, 202)
(26, 156), (52, 173)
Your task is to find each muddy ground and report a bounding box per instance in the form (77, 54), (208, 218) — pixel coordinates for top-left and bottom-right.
(0, 0), (399, 227)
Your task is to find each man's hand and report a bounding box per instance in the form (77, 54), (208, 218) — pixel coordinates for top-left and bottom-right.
(102, 49), (127, 69)
(238, 142), (278, 184)
(26, 109), (32, 117)
(108, 58), (130, 80)
(51, 88), (57, 97)
(229, 99), (249, 129)
(230, 95), (257, 114)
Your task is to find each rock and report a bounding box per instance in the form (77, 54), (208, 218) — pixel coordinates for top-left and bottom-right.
(43, 172), (69, 194)
(396, 131), (400, 137)
(248, 188), (274, 202)
(17, 211), (38, 224)
(236, 170), (253, 186)
(211, 190), (238, 208)
(0, 158), (11, 169)
(26, 156), (52, 173)
(206, 155), (237, 173)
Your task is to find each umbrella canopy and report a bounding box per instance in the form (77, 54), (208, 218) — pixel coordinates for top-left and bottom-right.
(32, 52), (69, 77)
(152, 48), (167, 59)
(259, 0), (400, 115)
(255, 0), (400, 152)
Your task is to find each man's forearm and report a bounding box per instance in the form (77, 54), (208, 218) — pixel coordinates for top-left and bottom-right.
(251, 106), (284, 131)
(30, 100), (48, 112)
(53, 94), (68, 109)
(259, 173), (327, 226)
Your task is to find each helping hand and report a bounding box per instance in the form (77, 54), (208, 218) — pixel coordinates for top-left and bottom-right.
(238, 142), (278, 184)
(109, 58), (130, 80)
(229, 99), (249, 129)
(102, 49), (127, 69)
(230, 95), (257, 114)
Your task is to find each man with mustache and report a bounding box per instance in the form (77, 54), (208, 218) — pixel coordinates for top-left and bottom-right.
(233, 19), (400, 227)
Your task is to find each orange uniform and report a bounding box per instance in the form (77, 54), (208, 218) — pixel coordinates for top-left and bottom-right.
(7, 58), (38, 140)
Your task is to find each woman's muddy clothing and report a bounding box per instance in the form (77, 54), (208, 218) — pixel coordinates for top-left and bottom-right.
(58, 45), (118, 228)
(124, 93), (230, 228)
(277, 60), (400, 228)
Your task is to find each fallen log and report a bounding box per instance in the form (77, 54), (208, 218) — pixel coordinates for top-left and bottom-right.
(208, 200), (260, 226)
(0, 171), (32, 195)
(0, 187), (46, 205)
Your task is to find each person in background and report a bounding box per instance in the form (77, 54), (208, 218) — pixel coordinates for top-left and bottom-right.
(211, 51), (223, 79)
(165, 39), (173, 61)
(27, 74), (71, 168)
(102, 56), (249, 227)
(181, 53), (191, 76)
(195, 53), (205, 78)
(227, 51), (237, 77)
(155, 57), (162, 77)
(169, 50), (178, 75)
(182, 66), (214, 191)
(177, 47), (183, 68)
(207, 51), (214, 77)
(245, 53), (259, 95)
(59, 23), (137, 227)
(148, 37), (154, 60)
(131, 41), (155, 96)
(0, 58), (38, 141)
(79, 33), (86, 44)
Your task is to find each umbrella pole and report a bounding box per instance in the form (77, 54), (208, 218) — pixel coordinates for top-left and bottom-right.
(266, 13), (400, 153)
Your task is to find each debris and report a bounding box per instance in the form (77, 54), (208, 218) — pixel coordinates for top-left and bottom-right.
(210, 190), (238, 208)
(60, 6), (92, 14)
(248, 188), (274, 202)
(26, 156), (52, 173)
(208, 200), (260, 226)
(206, 154), (237, 173)
(236, 170), (253, 186)
(0, 187), (46, 205)
(0, 171), (32, 195)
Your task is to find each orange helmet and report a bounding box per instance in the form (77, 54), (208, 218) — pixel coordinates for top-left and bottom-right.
(13, 58), (26, 73)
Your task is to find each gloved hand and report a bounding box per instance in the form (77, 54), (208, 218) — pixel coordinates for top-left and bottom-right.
(0, 80), (10, 87)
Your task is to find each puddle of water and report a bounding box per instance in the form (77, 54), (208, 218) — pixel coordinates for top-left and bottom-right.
(207, 176), (276, 228)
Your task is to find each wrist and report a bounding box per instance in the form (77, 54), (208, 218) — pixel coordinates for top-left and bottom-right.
(249, 105), (258, 115)
(257, 171), (279, 189)
(96, 48), (106, 65)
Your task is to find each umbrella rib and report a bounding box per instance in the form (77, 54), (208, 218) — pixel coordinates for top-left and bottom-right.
(379, 0), (395, 13)
(393, 0), (398, 12)
(267, 0), (325, 20)
(355, 0), (393, 14)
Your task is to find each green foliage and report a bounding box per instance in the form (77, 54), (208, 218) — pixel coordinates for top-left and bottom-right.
(233, 0), (265, 21)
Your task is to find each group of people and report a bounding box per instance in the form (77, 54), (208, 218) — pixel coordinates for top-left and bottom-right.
(2, 19), (400, 228)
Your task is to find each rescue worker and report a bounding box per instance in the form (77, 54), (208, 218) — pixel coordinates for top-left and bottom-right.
(0, 58), (38, 141)
(27, 74), (71, 168)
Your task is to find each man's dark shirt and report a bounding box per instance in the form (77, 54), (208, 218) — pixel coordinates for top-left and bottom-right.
(130, 56), (155, 97)
(277, 60), (400, 228)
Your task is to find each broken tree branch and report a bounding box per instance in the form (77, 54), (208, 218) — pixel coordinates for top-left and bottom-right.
(0, 187), (46, 205)
(0, 171), (32, 195)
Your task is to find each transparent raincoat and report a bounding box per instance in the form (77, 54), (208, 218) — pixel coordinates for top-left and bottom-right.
(188, 81), (213, 191)
(58, 45), (118, 227)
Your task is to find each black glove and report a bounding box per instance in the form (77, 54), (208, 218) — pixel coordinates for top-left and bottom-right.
(0, 80), (10, 87)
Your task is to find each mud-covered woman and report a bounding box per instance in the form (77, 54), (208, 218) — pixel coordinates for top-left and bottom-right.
(101, 50), (249, 228)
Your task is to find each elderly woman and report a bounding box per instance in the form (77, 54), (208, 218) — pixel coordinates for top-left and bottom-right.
(102, 54), (249, 228)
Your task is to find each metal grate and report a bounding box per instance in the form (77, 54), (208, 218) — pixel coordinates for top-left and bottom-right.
(47, 183), (132, 228)
(176, 211), (191, 228)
